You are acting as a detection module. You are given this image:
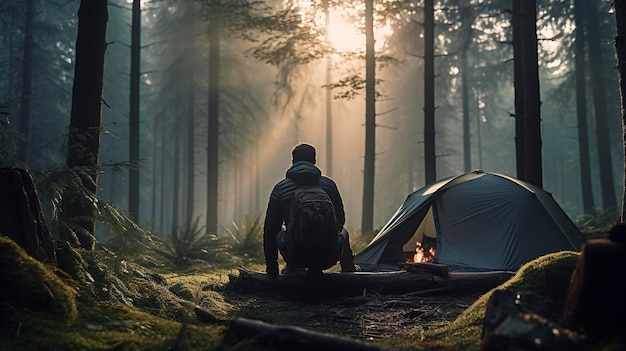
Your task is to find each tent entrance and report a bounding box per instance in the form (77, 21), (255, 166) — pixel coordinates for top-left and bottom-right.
(402, 206), (437, 262)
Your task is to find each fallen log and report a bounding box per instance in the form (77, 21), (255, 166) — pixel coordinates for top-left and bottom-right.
(229, 267), (436, 297)
(399, 262), (450, 277)
(228, 266), (514, 298)
(225, 317), (391, 351)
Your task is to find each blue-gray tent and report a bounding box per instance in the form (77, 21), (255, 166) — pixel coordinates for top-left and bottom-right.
(354, 171), (586, 272)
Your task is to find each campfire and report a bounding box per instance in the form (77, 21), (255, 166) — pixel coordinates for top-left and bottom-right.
(400, 240), (447, 276)
(412, 241), (436, 263)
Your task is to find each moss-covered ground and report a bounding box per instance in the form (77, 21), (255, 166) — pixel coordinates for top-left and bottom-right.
(1, 234), (621, 351)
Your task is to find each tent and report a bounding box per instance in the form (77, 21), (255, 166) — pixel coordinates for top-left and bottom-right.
(354, 171), (586, 272)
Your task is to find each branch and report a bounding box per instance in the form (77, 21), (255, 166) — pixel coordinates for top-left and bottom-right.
(225, 318), (392, 351)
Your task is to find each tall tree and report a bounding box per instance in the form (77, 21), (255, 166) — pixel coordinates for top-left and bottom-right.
(615, 0), (626, 221)
(186, 73), (196, 220)
(460, 3), (472, 173)
(324, 0), (333, 177)
(172, 113), (181, 230)
(521, 0), (542, 187)
(512, 0), (525, 181)
(423, 0), (436, 184)
(17, 0), (35, 163)
(62, 0), (108, 250)
(573, 0), (595, 214)
(586, 0), (617, 211)
(129, 0), (141, 222)
(207, 17), (220, 234)
(361, 0), (375, 234)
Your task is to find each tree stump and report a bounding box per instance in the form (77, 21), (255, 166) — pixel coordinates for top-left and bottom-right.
(563, 224), (626, 340)
(0, 167), (55, 263)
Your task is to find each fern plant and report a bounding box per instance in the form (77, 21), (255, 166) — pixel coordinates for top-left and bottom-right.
(150, 216), (217, 266)
(224, 215), (263, 260)
(33, 162), (150, 249)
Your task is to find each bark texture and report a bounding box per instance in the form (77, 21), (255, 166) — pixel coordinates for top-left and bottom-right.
(63, 0), (108, 250)
(0, 167), (55, 263)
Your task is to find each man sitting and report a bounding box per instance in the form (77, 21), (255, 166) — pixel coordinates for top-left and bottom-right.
(263, 143), (357, 278)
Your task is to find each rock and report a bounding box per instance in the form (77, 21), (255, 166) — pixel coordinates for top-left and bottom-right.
(482, 289), (580, 350)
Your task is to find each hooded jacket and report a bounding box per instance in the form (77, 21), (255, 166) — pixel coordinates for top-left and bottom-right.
(263, 161), (346, 274)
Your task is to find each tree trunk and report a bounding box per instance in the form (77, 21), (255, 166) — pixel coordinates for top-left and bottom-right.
(128, 0), (141, 222)
(62, 0), (108, 250)
(186, 74), (195, 220)
(573, 0), (595, 215)
(616, 0), (626, 221)
(18, 0), (35, 163)
(207, 23), (220, 234)
(520, 0), (542, 187)
(151, 113), (160, 232)
(423, 0), (436, 184)
(460, 5), (472, 173)
(476, 94), (484, 169)
(173, 121), (181, 231)
(512, 0), (526, 181)
(361, 0), (375, 234)
(159, 123), (167, 232)
(324, 0), (333, 178)
(586, 0), (617, 211)
(407, 137), (415, 193)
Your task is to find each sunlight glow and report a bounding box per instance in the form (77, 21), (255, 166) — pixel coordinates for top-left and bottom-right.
(327, 12), (364, 52)
(292, 0), (394, 53)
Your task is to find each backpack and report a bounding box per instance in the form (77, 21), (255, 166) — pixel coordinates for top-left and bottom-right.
(286, 185), (338, 269)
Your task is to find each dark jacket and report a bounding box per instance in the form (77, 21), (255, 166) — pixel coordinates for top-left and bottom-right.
(263, 161), (345, 275)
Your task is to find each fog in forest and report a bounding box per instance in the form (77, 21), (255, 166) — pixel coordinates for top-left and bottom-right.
(1, 0), (622, 241)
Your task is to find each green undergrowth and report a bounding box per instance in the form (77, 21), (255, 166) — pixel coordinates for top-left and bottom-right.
(0, 235), (231, 351)
(0, 236), (78, 323)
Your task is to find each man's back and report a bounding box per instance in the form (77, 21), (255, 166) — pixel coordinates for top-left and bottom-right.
(265, 161), (345, 235)
(263, 143), (352, 277)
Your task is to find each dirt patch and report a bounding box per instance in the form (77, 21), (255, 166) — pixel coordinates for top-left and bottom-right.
(223, 290), (483, 341)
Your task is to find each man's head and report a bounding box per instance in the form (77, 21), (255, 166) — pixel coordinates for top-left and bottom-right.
(292, 143), (316, 164)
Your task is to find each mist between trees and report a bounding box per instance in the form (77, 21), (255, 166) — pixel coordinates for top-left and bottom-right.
(1, 0), (623, 244)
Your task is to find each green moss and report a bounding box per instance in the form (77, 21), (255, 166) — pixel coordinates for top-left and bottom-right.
(0, 235), (78, 322)
(417, 251), (581, 351)
(0, 236), (230, 350)
(1, 301), (226, 351)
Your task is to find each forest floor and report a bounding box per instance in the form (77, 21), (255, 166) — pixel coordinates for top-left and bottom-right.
(222, 287), (483, 342)
(3, 235), (607, 351)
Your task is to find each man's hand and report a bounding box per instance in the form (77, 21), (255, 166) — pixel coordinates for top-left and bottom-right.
(266, 261), (279, 278)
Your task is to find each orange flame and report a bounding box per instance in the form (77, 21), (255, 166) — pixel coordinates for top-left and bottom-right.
(413, 242), (435, 263)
